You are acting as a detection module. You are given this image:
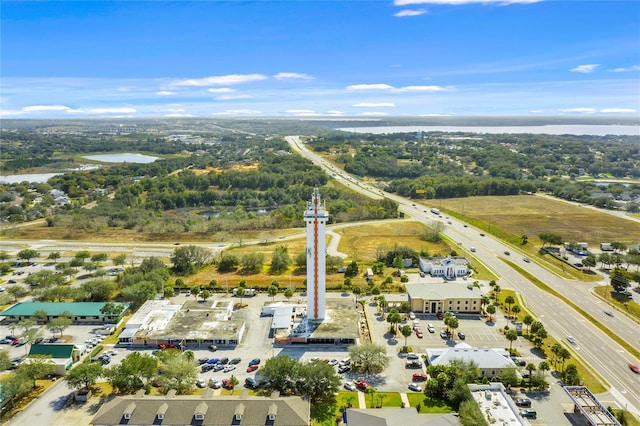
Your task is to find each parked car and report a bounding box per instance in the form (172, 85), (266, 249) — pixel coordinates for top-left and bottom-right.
(427, 323), (435, 333)
(406, 360), (422, 369)
(344, 382), (357, 391)
(328, 359), (338, 366)
(219, 357), (229, 365)
(209, 378), (222, 389)
(519, 409), (537, 419)
(406, 353), (419, 360)
(245, 377), (259, 389)
(440, 331), (448, 339)
(457, 332), (466, 340)
(230, 357), (241, 364)
(515, 398), (531, 407)
(353, 380), (370, 390)
(201, 364), (214, 372)
(208, 344), (217, 351)
(213, 364), (225, 372)
(246, 365), (259, 373)
(415, 329), (423, 338)
(248, 358), (261, 366)
(338, 365), (351, 374)
(409, 311), (416, 320)
(412, 372), (428, 381)
(511, 357), (526, 367)
(197, 357), (209, 365)
(223, 365), (236, 373)
(195, 379), (206, 388)
(408, 383), (423, 392)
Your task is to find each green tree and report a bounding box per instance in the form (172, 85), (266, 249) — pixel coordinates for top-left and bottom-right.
(105, 352), (158, 393)
(48, 252), (61, 263)
(200, 289), (210, 301)
(269, 245), (292, 274)
(486, 304), (496, 321)
(16, 356), (55, 387)
(459, 399), (489, 426)
(511, 305), (521, 319)
(504, 295), (515, 318)
(283, 288), (293, 301)
(235, 286), (245, 307)
(218, 254), (239, 272)
(344, 260), (359, 277)
(240, 253), (265, 274)
(448, 317), (459, 338)
(112, 254), (128, 266)
(121, 281), (156, 308)
(33, 309), (49, 324)
(171, 245), (212, 275)
(525, 363), (536, 389)
(158, 349), (198, 394)
(91, 253), (108, 265)
(400, 324), (413, 347)
(348, 342), (390, 375)
(386, 309), (402, 333)
(17, 249), (40, 263)
(74, 250), (92, 263)
(261, 355), (301, 395)
(65, 362), (103, 390)
(499, 367), (519, 387)
(100, 302), (125, 317)
(523, 314), (534, 334)
(298, 359), (341, 420)
(24, 270), (66, 288)
(268, 285), (278, 302)
(538, 361), (550, 377)
(82, 278), (116, 301)
(47, 316), (72, 337)
(505, 329), (518, 352)
(0, 350), (11, 371)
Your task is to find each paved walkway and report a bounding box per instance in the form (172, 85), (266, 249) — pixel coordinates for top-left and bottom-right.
(357, 391), (366, 408)
(400, 392), (409, 408)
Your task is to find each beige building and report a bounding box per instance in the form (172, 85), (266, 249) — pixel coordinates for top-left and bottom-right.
(406, 283), (482, 315)
(91, 389), (310, 426)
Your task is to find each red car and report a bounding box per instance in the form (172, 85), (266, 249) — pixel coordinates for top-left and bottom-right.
(353, 379), (370, 390)
(630, 363), (640, 374)
(415, 328), (423, 338)
(247, 365), (259, 373)
(412, 372), (428, 381)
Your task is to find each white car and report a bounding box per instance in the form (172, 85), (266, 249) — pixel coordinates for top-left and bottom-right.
(106, 350), (118, 356)
(409, 312), (416, 320)
(408, 383), (423, 392)
(344, 382), (357, 391)
(223, 365), (236, 373)
(567, 336), (576, 344)
(427, 323), (435, 333)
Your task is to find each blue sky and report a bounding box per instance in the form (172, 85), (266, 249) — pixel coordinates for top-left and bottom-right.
(2, 0), (639, 118)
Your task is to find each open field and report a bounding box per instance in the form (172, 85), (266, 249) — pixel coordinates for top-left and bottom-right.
(184, 221), (452, 291)
(437, 195), (638, 246)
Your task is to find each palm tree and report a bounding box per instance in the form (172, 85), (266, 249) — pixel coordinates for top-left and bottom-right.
(505, 329), (518, 352)
(511, 305), (521, 320)
(448, 317), (459, 338)
(401, 325), (413, 347)
(504, 295), (515, 318)
(550, 343), (562, 369)
(493, 285), (501, 303)
(525, 363), (536, 389)
(365, 386), (377, 407)
(538, 361), (550, 377)
(558, 347), (571, 373)
(486, 304), (496, 322)
(523, 315), (534, 334)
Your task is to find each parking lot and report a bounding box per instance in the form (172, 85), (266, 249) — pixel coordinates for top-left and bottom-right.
(1, 289), (578, 424)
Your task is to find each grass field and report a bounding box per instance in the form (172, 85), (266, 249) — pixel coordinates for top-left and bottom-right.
(437, 195), (638, 246)
(593, 286), (640, 322)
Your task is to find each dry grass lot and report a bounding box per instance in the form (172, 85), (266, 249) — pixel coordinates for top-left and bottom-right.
(437, 195), (637, 245)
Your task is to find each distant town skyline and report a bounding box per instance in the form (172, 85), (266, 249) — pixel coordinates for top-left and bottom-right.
(1, 1), (639, 118)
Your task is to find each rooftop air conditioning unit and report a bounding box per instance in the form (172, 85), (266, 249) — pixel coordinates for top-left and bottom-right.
(235, 414), (242, 420)
(124, 413), (131, 420)
(157, 414), (164, 420)
(268, 414), (276, 420)
(195, 414), (205, 421)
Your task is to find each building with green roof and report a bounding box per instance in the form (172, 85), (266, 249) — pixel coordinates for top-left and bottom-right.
(0, 302), (128, 324)
(27, 344), (77, 375)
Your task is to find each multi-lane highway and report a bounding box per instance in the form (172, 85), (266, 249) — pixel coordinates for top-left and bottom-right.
(286, 135), (640, 416)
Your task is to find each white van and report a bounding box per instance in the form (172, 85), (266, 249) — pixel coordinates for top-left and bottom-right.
(470, 247), (476, 252)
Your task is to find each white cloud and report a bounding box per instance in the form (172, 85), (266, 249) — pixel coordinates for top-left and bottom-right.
(286, 109), (316, 114)
(393, 85), (450, 92)
(419, 113), (454, 116)
(360, 112), (389, 116)
(395, 9), (428, 17)
(600, 108), (637, 113)
(22, 105), (71, 112)
(171, 74), (267, 86)
(394, 0), (540, 5)
(570, 64), (599, 74)
(608, 65), (640, 73)
(211, 109), (262, 115)
(216, 94), (255, 100)
(558, 108), (596, 113)
(156, 91), (176, 96)
(207, 88), (235, 93)
(352, 102), (395, 107)
(327, 110), (345, 115)
(346, 83), (394, 91)
(273, 72), (314, 80)
(164, 113), (196, 117)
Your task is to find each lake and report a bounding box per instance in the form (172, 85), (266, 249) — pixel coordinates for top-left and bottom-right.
(82, 153), (159, 163)
(0, 153), (159, 183)
(336, 125), (640, 136)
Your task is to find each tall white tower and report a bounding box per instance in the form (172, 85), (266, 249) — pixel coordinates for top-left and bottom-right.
(304, 187), (328, 320)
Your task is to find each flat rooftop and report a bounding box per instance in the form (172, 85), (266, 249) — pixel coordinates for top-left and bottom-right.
(277, 298), (360, 340)
(564, 386), (621, 426)
(469, 383), (527, 426)
(135, 300), (243, 341)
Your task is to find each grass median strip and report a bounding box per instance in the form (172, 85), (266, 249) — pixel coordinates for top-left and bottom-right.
(502, 259), (640, 362)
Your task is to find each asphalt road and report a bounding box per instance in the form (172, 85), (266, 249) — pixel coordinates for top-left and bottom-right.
(286, 135), (640, 416)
